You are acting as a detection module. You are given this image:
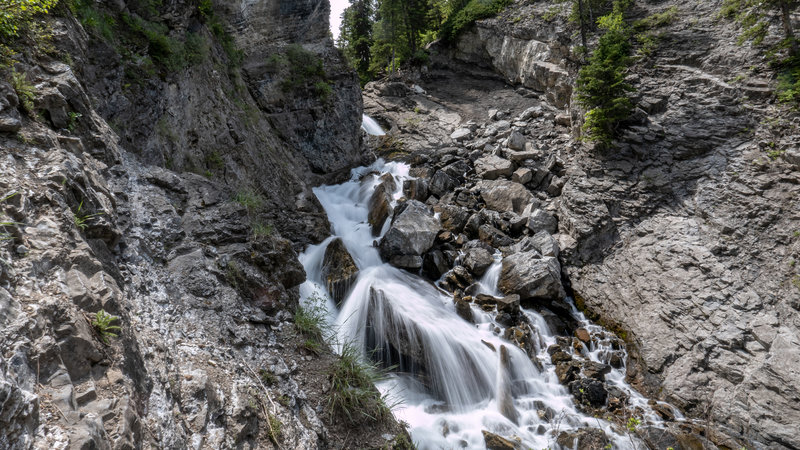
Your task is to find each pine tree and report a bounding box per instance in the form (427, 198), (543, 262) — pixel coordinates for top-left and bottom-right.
(575, 3), (634, 146)
(339, 0), (375, 82)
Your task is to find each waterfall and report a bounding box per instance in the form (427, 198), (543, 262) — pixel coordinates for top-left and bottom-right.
(361, 114), (386, 136)
(299, 160), (663, 449)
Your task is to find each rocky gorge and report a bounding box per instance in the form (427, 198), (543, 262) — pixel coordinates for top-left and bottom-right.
(1, 0), (799, 449)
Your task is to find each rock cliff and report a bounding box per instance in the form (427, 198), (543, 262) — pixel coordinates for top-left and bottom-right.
(0, 1), (406, 448)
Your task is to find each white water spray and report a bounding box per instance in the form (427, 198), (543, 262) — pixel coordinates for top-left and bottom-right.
(361, 114), (386, 136)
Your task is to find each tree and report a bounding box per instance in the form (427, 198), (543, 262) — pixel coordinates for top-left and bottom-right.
(721, 0), (798, 58)
(339, 0), (375, 82)
(0, 0), (58, 39)
(575, 3), (634, 146)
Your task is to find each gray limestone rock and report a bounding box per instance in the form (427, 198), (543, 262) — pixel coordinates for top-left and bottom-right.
(379, 200), (440, 260)
(475, 155), (514, 180)
(477, 180), (533, 215)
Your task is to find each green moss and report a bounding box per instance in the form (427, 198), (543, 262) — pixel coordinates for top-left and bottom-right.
(439, 0), (513, 43)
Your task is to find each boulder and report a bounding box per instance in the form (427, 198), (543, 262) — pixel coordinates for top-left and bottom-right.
(437, 204), (470, 233)
(507, 130), (526, 150)
(367, 185), (393, 236)
(527, 209), (558, 234)
(429, 170), (459, 198)
(499, 253), (563, 301)
(450, 128), (472, 141)
(321, 238), (359, 306)
(463, 247), (495, 277)
(379, 200), (440, 263)
(475, 155), (514, 180)
(482, 430), (520, 450)
(511, 167), (532, 184)
(569, 378), (607, 408)
(530, 230), (559, 257)
(403, 178), (428, 202)
(477, 180), (533, 215)
(478, 224), (514, 248)
(422, 250), (449, 279)
(556, 429), (609, 450)
(389, 255), (423, 270)
(484, 120), (511, 137)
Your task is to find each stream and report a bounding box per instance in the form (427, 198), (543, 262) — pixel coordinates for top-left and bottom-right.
(298, 150), (671, 448)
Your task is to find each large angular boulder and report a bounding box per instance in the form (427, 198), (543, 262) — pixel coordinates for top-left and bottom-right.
(477, 180), (533, 215)
(475, 155), (514, 180)
(379, 200), (440, 262)
(321, 238), (359, 306)
(463, 247), (495, 277)
(498, 253), (563, 301)
(367, 185), (393, 236)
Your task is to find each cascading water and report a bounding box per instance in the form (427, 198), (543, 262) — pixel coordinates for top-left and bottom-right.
(361, 114), (387, 136)
(299, 160), (667, 449)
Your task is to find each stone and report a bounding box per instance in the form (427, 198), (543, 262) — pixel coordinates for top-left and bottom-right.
(582, 361), (611, 381)
(454, 298), (474, 323)
(478, 224), (514, 248)
(482, 430), (520, 450)
(474, 155), (514, 180)
(484, 120), (511, 137)
(379, 200), (439, 260)
(556, 429), (609, 450)
(511, 167), (532, 184)
(530, 230), (559, 258)
(499, 253), (563, 301)
(389, 255), (423, 269)
(403, 178), (428, 202)
(575, 327), (591, 344)
(463, 247), (495, 277)
(367, 185), (393, 237)
(477, 180), (533, 215)
(429, 170), (459, 198)
(450, 128), (473, 141)
(554, 113), (571, 126)
(322, 238), (359, 306)
(569, 378), (607, 408)
(507, 130), (526, 150)
(527, 209), (558, 234)
(422, 250), (449, 279)
(517, 106), (543, 121)
(437, 204), (470, 233)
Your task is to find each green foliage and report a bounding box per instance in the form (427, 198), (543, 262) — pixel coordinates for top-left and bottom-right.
(575, 2), (634, 146)
(70, 0), (116, 41)
(633, 6), (678, 30)
(267, 412), (282, 444)
(626, 416), (641, 432)
(234, 189), (264, 211)
(777, 56), (800, 103)
(439, 0), (512, 43)
(0, 192), (18, 241)
(327, 343), (392, 424)
(259, 368), (278, 386)
(269, 44), (330, 100)
(338, 0), (374, 83)
(67, 111), (81, 132)
(0, 0), (58, 39)
(92, 309), (121, 343)
(10, 69), (35, 116)
(252, 222), (273, 237)
(294, 295), (327, 345)
(73, 199), (102, 231)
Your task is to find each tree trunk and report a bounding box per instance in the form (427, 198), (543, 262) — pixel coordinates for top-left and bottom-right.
(780, 1), (798, 57)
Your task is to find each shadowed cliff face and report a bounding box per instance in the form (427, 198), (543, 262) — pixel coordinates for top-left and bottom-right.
(0, 1), (410, 448)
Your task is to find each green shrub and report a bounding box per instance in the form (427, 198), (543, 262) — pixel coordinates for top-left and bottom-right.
(327, 343), (392, 424)
(294, 296), (327, 344)
(575, 3), (634, 146)
(633, 6), (678, 30)
(0, 0), (58, 39)
(439, 0), (512, 43)
(234, 189), (264, 211)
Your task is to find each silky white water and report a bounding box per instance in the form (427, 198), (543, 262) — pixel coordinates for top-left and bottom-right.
(361, 114), (386, 136)
(299, 160), (663, 449)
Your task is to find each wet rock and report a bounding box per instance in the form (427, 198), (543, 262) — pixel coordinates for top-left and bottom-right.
(497, 345), (520, 425)
(475, 155), (514, 180)
(582, 361), (611, 381)
(368, 184), (394, 237)
(422, 250), (449, 279)
(482, 430), (520, 450)
(477, 180), (533, 215)
(569, 378), (607, 408)
(556, 428), (609, 449)
(454, 298), (474, 323)
(379, 200), (439, 262)
(555, 360), (581, 384)
(463, 247), (495, 277)
(575, 327), (591, 344)
(322, 238), (358, 305)
(403, 178), (428, 202)
(526, 209), (558, 234)
(440, 266), (474, 292)
(499, 253), (563, 302)
(389, 255), (423, 270)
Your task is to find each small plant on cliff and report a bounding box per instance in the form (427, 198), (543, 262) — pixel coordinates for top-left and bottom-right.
(10, 69), (36, 116)
(327, 343), (393, 424)
(92, 309), (121, 343)
(73, 199), (102, 231)
(294, 294), (327, 345)
(575, 1), (634, 146)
